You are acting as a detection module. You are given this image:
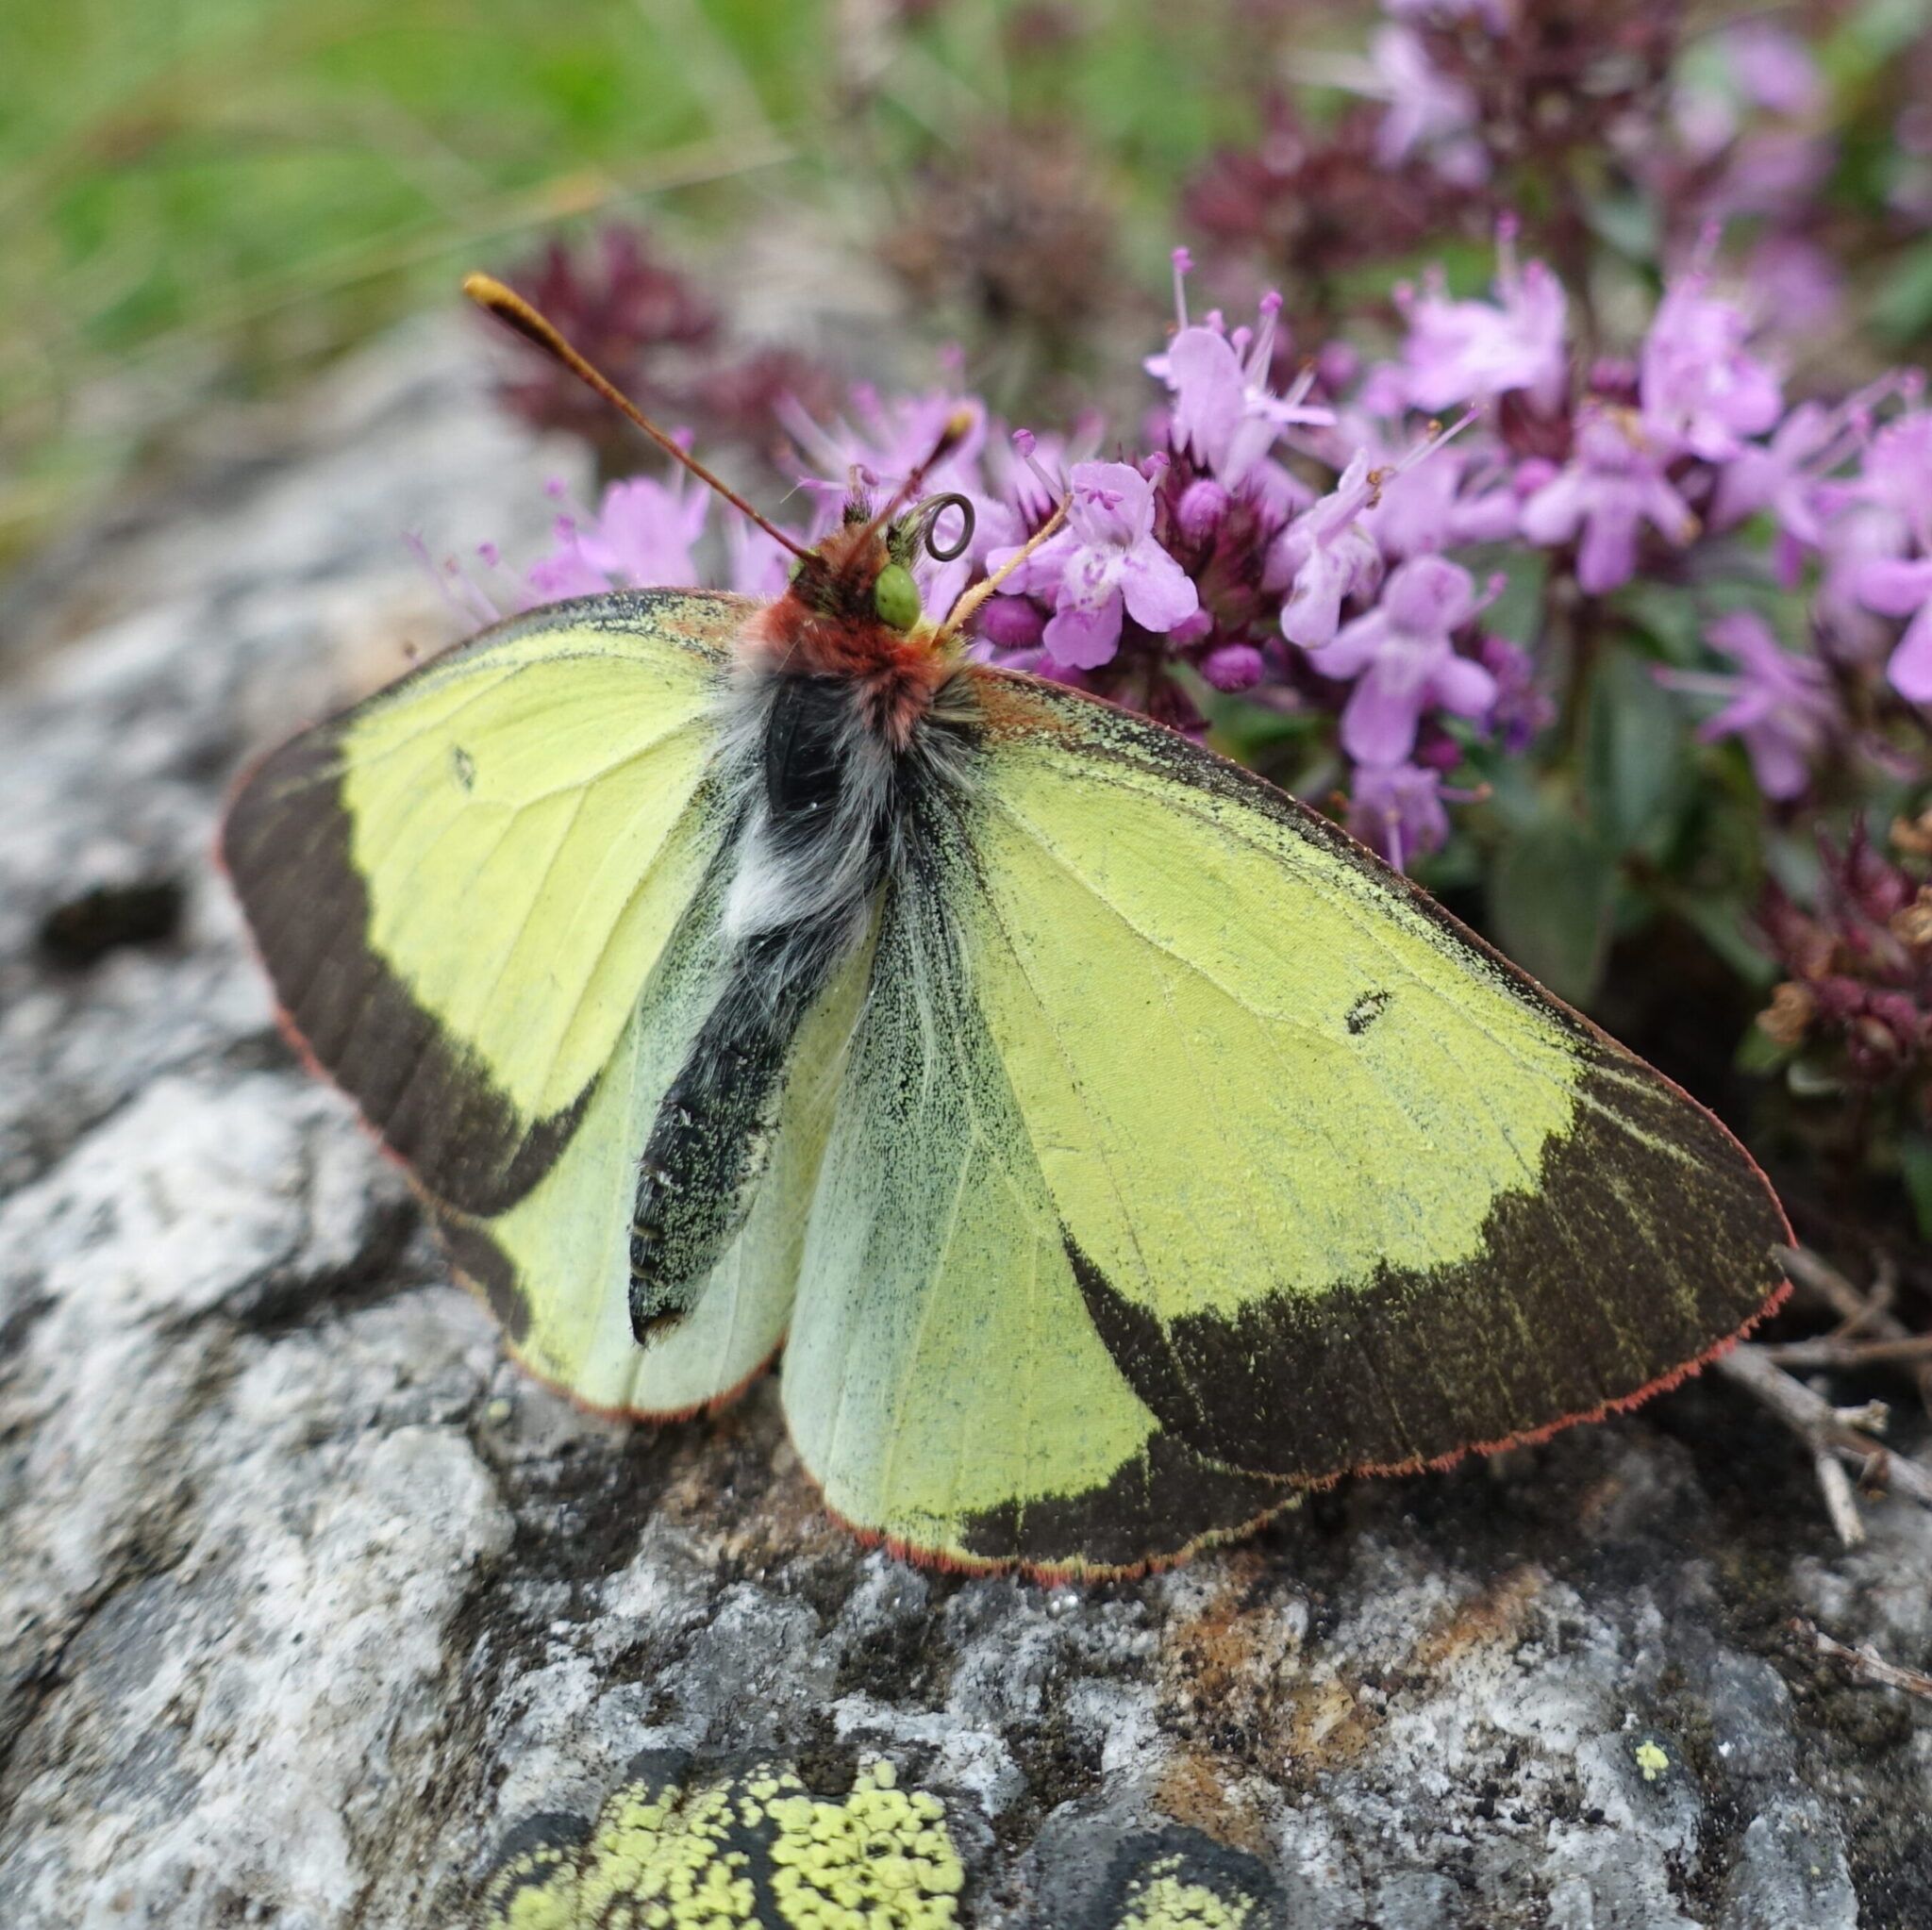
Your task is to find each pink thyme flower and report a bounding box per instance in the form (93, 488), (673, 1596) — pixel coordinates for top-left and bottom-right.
(1303, 555), (1497, 765)
(1163, 295), (1334, 488)
(1658, 610), (1836, 798)
(526, 473), (709, 600)
(1722, 22), (1824, 118)
(1518, 405), (1698, 594)
(779, 385), (994, 615)
(724, 509), (801, 599)
(1347, 759), (1451, 873)
(1856, 409), (1932, 553)
(1369, 25), (1488, 186)
(1816, 505), (1913, 666)
(1272, 453), (1387, 650)
(1359, 439), (1518, 558)
(1639, 271), (1783, 462)
(1707, 399), (1846, 552)
(1200, 641), (1267, 691)
(1746, 237), (1843, 341)
(1383, 0), (1513, 28)
(1397, 226), (1569, 414)
(989, 458), (1198, 671)
(1479, 633), (1551, 752)
(1855, 557), (1932, 704)
(1841, 408), (1932, 697)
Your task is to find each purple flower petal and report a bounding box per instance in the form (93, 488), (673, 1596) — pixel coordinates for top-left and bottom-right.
(1043, 594), (1124, 670)
(1856, 556), (1932, 619)
(1341, 669), (1427, 765)
(1118, 542), (1200, 634)
(1888, 603), (1932, 704)
(1432, 654), (1499, 719)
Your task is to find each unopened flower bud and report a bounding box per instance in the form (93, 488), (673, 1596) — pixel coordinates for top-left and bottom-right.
(1890, 888), (1932, 949)
(1176, 477), (1232, 544)
(1852, 1014), (1904, 1064)
(977, 596), (1045, 650)
(1813, 975), (1867, 1022)
(1758, 981), (1816, 1046)
(1890, 810), (1932, 858)
(1201, 642), (1265, 691)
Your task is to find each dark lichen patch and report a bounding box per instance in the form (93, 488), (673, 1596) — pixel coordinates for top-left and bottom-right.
(833, 1591), (956, 1705)
(38, 876), (184, 966)
(992, 1696), (1108, 1856)
(488, 1420), (687, 1608)
(1846, 1808), (1932, 1930)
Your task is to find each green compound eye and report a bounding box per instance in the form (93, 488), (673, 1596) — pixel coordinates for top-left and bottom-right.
(873, 562), (921, 633)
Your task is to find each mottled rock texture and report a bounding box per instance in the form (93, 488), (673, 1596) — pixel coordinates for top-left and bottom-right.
(2, 325), (1930, 1930)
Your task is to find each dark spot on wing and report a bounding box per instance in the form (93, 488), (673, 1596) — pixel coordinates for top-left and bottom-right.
(451, 744), (475, 790)
(1345, 989), (1391, 1035)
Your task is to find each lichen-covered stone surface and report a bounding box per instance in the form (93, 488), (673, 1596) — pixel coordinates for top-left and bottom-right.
(3, 325), (1930, 1930)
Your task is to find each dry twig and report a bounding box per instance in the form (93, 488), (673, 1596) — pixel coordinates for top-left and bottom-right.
(1792, 1619), (1932, 1700)
(1759, 1332), (1932, 1373)
(1783, 1248), (1931, 1410)
(1716, 1339), (1932, 1548)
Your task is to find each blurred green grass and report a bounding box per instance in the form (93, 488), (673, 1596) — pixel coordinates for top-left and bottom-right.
(0, 0), (1275, 570)
(0, 0), (819, 564)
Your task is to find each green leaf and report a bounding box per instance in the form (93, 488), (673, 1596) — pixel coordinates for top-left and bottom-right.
(1871, 241), (1932, 346)
(1487, 816), (1616, 1006)
(1584, 191), (1660, 265)
(1899, 1135), (1932, 1243)
(1462, 547), (1547, 648)
(1584, 647), (1686, 853)
(1611, 582), (1707, 663)
(1734, 1019), (1792, 1074)
(1672, 891), (1782, 991)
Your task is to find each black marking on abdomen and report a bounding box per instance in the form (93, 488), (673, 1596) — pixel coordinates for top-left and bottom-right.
(627, 935), (822, 1338)
(764, 674), (850, 824)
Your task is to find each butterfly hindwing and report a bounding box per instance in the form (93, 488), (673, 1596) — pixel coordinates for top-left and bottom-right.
(778, 787), (1294, 1577)
(946, 672), (1790, 1485)
(432, 901), (874, 1416)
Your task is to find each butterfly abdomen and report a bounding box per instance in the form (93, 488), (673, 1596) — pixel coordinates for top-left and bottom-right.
(628, 666), (972, 1339)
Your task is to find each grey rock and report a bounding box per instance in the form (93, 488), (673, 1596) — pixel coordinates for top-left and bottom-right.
(3, 323), (1931, 1930)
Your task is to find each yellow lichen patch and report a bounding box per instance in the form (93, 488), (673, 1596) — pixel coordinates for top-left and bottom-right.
(475, 1756), (965, 1930)
(1634, 1739), (1672, 1783)
(766, 1760), (964, 1928)
(1112, 1855), (1260, 1929)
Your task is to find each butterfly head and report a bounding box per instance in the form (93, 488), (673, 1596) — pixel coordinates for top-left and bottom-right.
(782, 489), (976, 640)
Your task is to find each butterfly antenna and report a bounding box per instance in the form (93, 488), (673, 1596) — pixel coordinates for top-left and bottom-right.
(462, 272), (809, 559)
(936, 496), (1069, 641)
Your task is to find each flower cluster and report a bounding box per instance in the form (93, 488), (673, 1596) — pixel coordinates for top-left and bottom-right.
(448, 226), (1931, 880)
(492, 225), (834, 482)
(1758, 814), (1932, 1105)
(1190, 1), (1883, 351)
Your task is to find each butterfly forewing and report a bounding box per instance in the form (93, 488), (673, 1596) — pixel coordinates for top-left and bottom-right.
(223, 590), (840, 1411)
(939, 673), (1790, 1484)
